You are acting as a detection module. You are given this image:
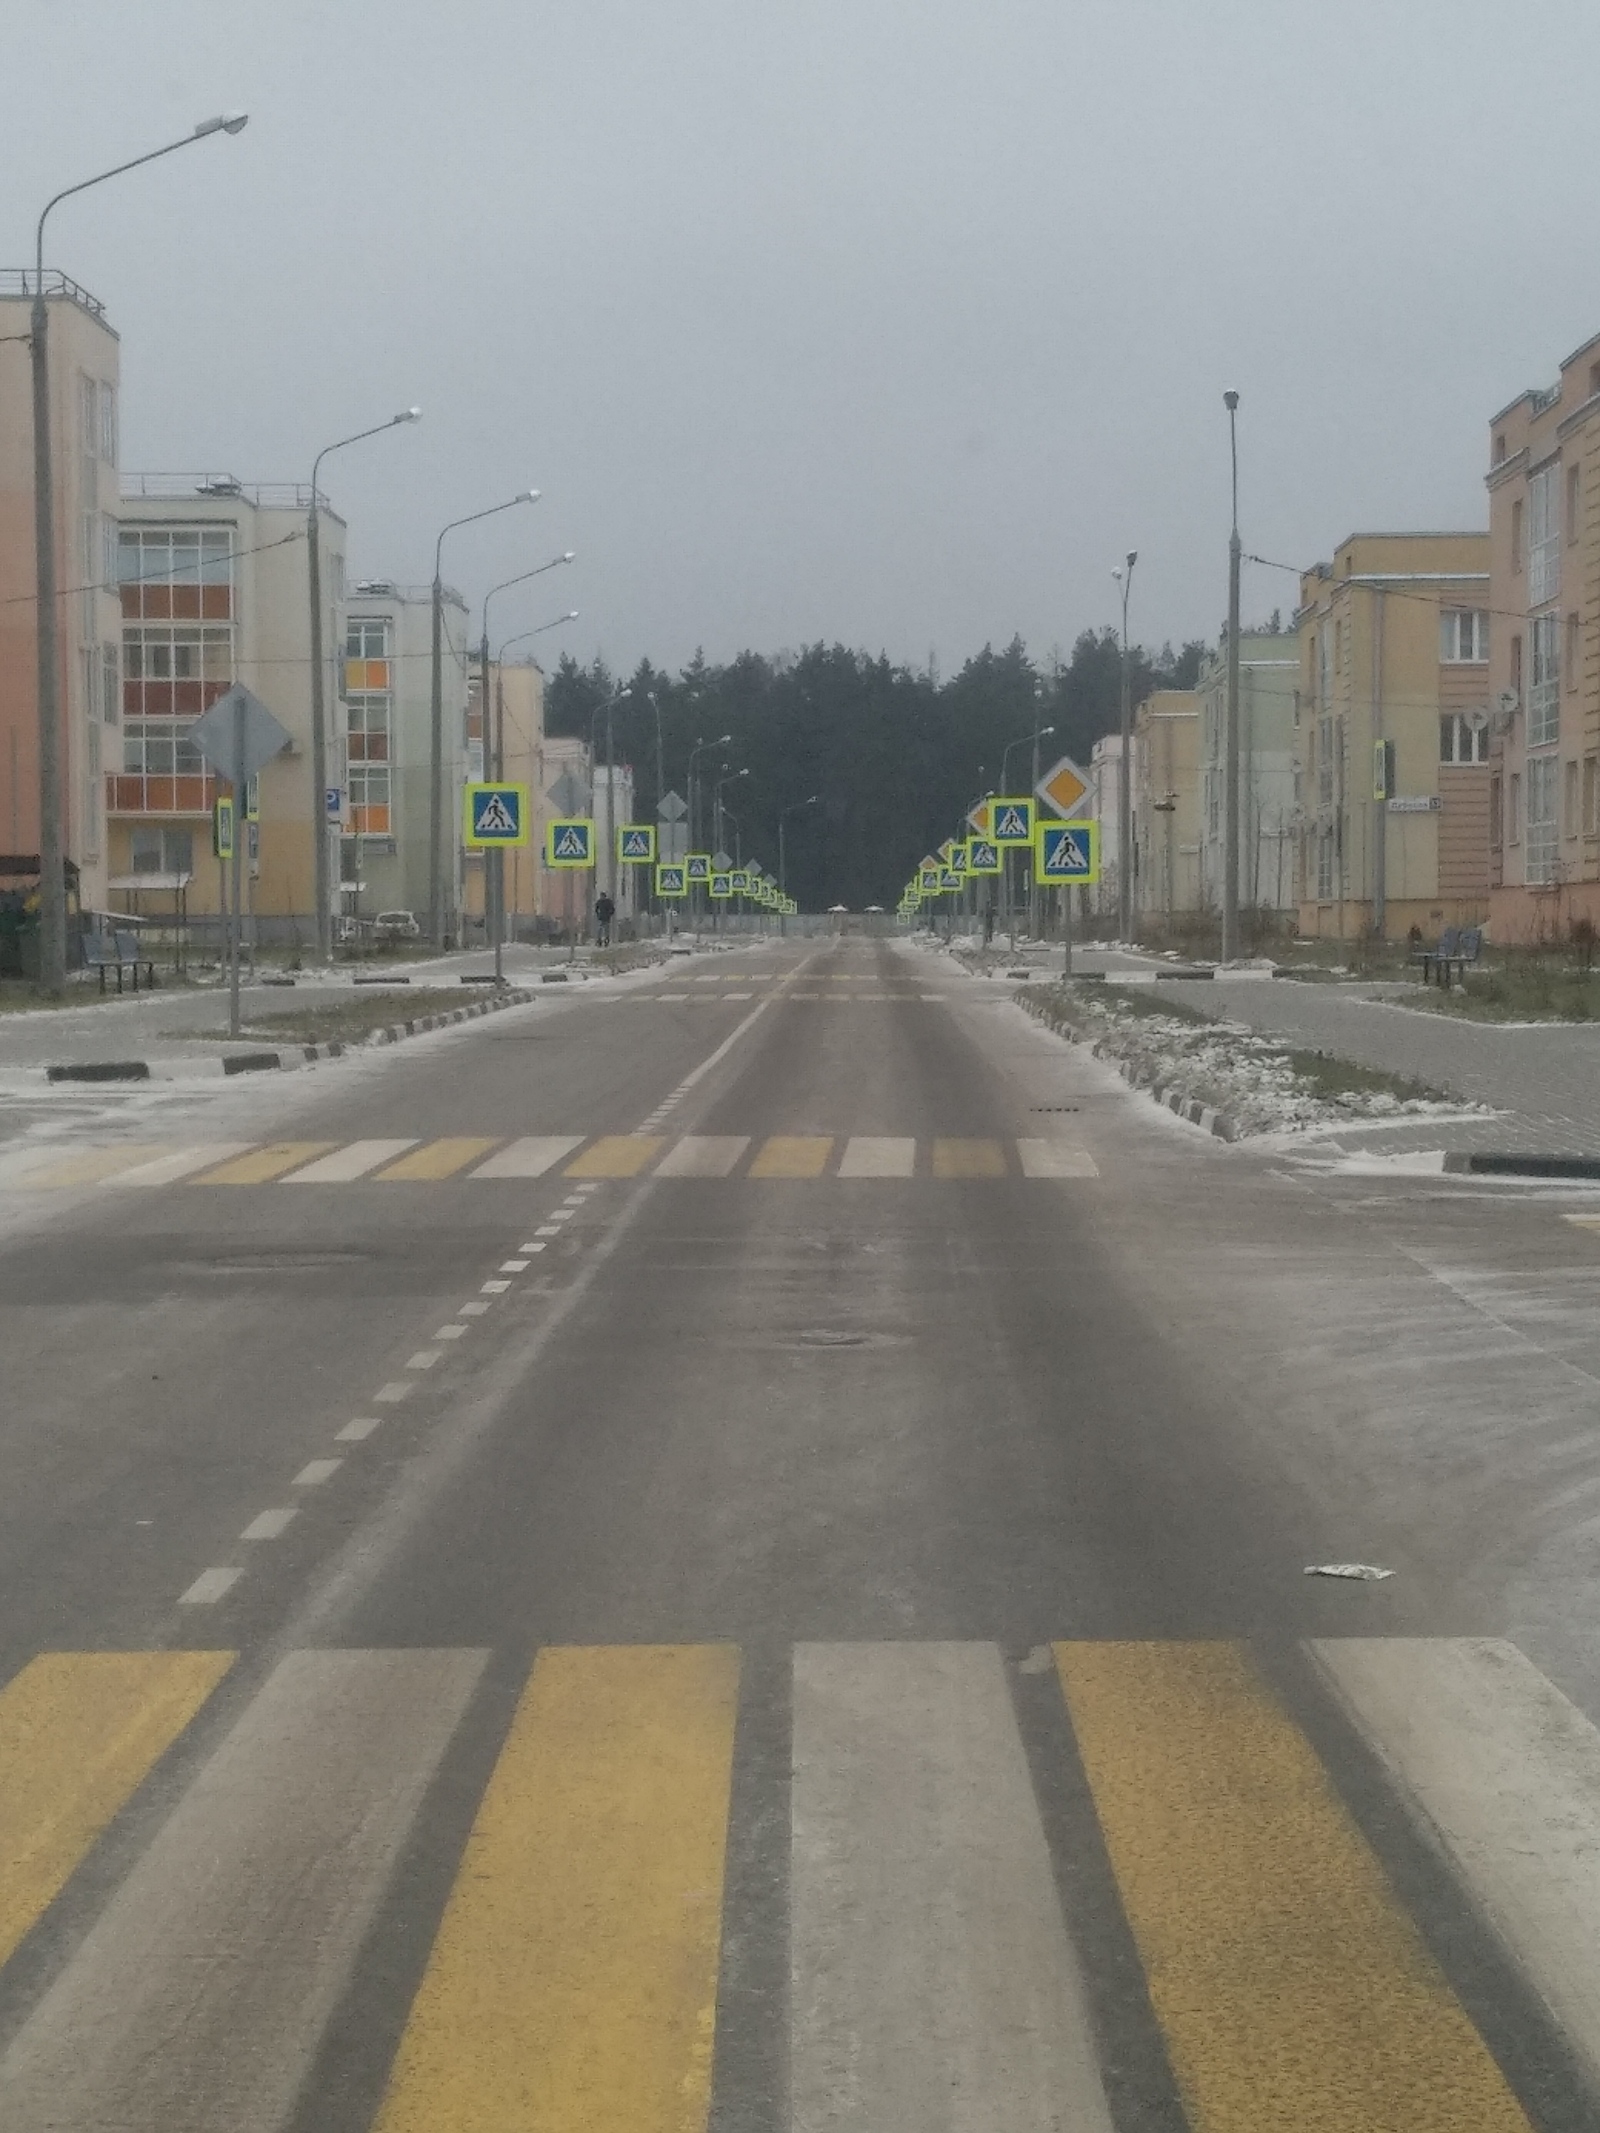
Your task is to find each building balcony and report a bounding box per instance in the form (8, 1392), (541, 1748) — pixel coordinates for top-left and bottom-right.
(107, 773), (219, 817)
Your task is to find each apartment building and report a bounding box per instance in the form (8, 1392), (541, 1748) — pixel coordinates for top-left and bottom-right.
(341, 581), (471, 933)
(1196, 632), (1299, 917)
(1088, 732), (1122, 924)
(1131, 690), (1203, 923)
(1296, 532), (1491, 940)
(0, 272), (122, 929)
(1486, 334), (1600, 939)
(112, 478), (346, 940)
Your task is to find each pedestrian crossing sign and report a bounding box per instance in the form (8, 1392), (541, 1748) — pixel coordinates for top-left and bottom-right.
(948, 841), (970, 875)
(919, 865), (941, 892)
(617, 823), (656, 864)
(939, 868), (961, 890)
(1034, 819), (1099, 884)
(464, 783), (530, 848)
(545, 817), (594, 868)
(710, 872), (733, 898)
(730, 869), (750, 894)
(686, 853), (711, 883)
(992, 797), (1035, 844)
(967, 837), (1001, 875)
(656, 862), (688, 896)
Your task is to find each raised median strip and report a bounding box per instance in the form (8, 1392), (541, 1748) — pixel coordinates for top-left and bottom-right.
(41, 986), (538, 1085)
(1018, 989), (1240, 1143)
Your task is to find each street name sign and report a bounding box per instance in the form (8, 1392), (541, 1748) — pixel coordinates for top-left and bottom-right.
(546, 817), (595, 867)
(618, 823), (656, 863)
(992, 797), (1035, 844)
(464, 783), (531, 848)
(655, 862), (688, 897)
(1034, 820), (1099, 884)
(1036, 754), (1092, 820)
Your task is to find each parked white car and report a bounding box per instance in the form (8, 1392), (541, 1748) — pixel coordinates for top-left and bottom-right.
(373, 909), (421, 941)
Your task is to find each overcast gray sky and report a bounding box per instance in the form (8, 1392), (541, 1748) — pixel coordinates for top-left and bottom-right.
(14, 0), (1599, 675)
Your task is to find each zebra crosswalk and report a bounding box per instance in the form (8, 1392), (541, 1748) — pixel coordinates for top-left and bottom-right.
(1, 1637), (1596, 2128)
(0, 1133), (1100, 1189)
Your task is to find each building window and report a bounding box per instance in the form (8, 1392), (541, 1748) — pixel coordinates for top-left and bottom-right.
(1570, 463), (1582, 545)
(1512, 499), (1524, 575)
(1528, 462), (1561, 605)
(345, 620), (393, 833)
(130, 827), (194, 875)
(1587, 755), (1600, 837)
(123, 717), (207, 776)
(1440, 713), (1489, 765)
(1565, 759), (1580, 838)
(99, 381), (117, 464)
(1491, 773), (1502, 847)
(1319, 626), (1332, 708)
(117, 527), (234, 612)
(346, 616), (391, 661)
(1527, 755), (1559, 881)
(1569, 612), (1582, 689)
(1317, 715), (1334, 807)
(1316, 830), (1333, 900)
(1529, 613), (1561, 746)
(102, 643), (118, 725)
(1494, 432), (1507, 464)
(1439, 609), (1489, 663)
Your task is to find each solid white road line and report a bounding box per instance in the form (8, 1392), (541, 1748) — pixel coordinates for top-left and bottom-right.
(469, 1135), (583, 1179)
(108, 1143), (252, 1187)
(1016, 1139), (1100, 1178)
(790, 1642), (1114, 2133)
(654, 1136), (751, 1177)
(239, 1509), (298, 1541)
(838, 1136), (916, 1178)
(177, 1568), (241, 1606)
(1312, 1635), (1600, 2090)
(280, 1139), (418, 1183)
(0, 1649), (485, 2133)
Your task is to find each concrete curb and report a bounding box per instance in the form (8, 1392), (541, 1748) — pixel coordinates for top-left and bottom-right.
(1016, 988), (1241, 1144)
(42, 985), (539, 1085)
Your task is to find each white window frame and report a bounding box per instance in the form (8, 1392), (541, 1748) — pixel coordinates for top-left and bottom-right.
(1439, 713), (1489, 765)
(1439, 609), (1489, 663)
(1526, 753), (1559, 882)
(1529, 613), (1561, 747)
(1528, 462), (1561, 606)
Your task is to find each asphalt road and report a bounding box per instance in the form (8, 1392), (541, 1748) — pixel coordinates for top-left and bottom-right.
(3, 933), (1600, 2130)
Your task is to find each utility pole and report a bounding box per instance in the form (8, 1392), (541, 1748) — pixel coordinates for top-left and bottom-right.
(1115, 553), (1138, 943)
(1222, 391), (1242, 964)
(1371, 587), (1387, 940)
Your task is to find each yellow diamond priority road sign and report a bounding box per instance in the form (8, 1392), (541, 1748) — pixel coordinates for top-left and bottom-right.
(1036, 754), (1092, 820)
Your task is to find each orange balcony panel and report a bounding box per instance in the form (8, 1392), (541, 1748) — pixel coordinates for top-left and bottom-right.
(200, 585), (231, 619)
(350, 804), (390, 834)
(107, 773), (218, 817)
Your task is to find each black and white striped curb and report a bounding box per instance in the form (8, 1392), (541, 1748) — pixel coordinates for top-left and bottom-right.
(1016, 989), (1240, 1144)
(43, 986), (539, 1084)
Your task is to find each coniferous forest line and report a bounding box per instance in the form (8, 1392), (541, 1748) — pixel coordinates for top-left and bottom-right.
(546, 631), (1206, 910)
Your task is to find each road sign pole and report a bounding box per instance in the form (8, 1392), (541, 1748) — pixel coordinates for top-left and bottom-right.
(229, 691), (244, 1037)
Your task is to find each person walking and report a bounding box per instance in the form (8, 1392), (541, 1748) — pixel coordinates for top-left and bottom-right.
(594, 890), (616, 948)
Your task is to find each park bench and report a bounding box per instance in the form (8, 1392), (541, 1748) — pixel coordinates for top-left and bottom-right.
(1414, 924), (1483, 988)
(83, 930), (157, 995)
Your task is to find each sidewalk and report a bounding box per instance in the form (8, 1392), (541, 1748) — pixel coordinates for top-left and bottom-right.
(1151, 974), (1600, 1156)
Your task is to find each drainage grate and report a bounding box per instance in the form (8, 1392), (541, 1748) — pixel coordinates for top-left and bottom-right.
(1029, 1105), (1080, 1113)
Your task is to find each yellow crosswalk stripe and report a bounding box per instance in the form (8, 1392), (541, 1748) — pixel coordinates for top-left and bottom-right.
(931, 1137), (1007, 1178)
(193, 1142), (338, 1184)
(19, 1146), (166, 1188)
(563, 1134), (667, 1178)
(1054, 1641), (1533, 2133)
(372, 1137), (500, 1181)
(372, 1644), (739, 2133)
(0, 1651), (232, 1971)
(749, 1134), (833, 1178)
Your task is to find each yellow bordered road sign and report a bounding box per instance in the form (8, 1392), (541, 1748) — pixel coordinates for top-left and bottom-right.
(991, 797), (1035, 844)
(465, 784), (530, 847)
(617, 823), (656, 863)
(686, 853), (711, 883)
(967, 836), (1002, 874)
(1034, 819), (1099, 884)
(212, 797), (234, 861)
(655, 862), (688, 897)
(545, 817), (594, 867)
(919, 865), (941, 893)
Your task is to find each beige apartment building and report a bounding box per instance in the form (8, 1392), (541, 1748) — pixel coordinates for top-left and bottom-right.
(1131, 689), (1203, 923)
(111, 478), (346, 942)
(0, 273), (122, 934)
(1197, 631), (1299, 917)
(1296, 532), (1492, 940)
(1486, 334), (1600, 939)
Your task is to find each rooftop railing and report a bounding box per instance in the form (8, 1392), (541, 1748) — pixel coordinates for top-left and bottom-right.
(0, 269), (108, 317)
(121, 473), (326, 511)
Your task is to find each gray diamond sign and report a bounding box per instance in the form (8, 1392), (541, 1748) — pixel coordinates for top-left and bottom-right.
(189, 684), (293, 787)
(657, 788), (688, 822)
(546, 768), (590, 816)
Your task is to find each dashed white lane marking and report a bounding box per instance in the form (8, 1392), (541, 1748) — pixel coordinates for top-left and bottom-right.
(373, 1381), (414, 1403)
(499, 1259), (530, 1272)
(178, 1568), (241, 1605)
(572, 1183), (601, 1196)
(240, 1508), (298, 1542)
(457, 1300), (490, 1317)
(433, 1325), (467, 1341)
(532, 1227), (561, 1239)
(480, 1279), (511, 1295)
(294, 1460), (342, 1488)
(336, 1418), (382, 1442)
(406, 1350), (442, 1371)
(281, 1139), (417, 1183)
(519, 1241), (548, 1253)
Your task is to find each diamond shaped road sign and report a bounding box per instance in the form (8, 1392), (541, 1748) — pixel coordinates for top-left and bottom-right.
(1036, 753), (1093, 820)
(657, 788), (689, 822)
(546, 768), (590, 816)
(712, 849), (732, 872)
(189, 684), (293, 788)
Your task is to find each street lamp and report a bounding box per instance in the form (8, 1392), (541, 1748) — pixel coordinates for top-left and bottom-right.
(586, 686), (633, 917)
(477, 554), (574, 968)
(1111, 552), (1138, 943)
(1222, 392), (1242, 963)
(1000, 723), (1051, 947)
(428, 490), (540, 943)
(308, 408), (421, 961)
(29, 112), (249, 994)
